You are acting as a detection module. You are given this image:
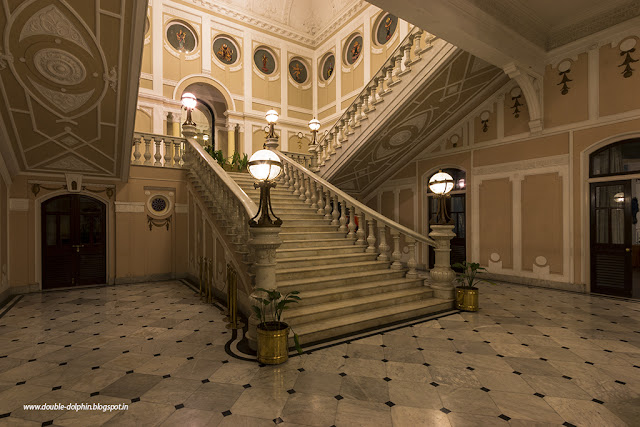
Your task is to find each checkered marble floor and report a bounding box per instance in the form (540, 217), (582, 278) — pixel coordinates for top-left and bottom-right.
(0, 280), (638, 426)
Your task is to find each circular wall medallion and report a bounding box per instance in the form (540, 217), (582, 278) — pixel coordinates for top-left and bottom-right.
(510, 86), (522, 98)
(213, 36), (239, 65)
(321, 53), (335, 81)
(376, 14), (398, 45)
(166, 21), (197, 53)
(289, 58), (308, 84)
(254, 47), (277, 75)
(557, 59), (572, 73)
(33, 48), (86, 85)
(344, 34), (363, 65)
(620, 37), (637, 52)
(148, 194), (171, 216)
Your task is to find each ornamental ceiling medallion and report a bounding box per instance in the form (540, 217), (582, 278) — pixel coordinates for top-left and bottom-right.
(330, 52), (508, 195)
(0, 0), (141, 178)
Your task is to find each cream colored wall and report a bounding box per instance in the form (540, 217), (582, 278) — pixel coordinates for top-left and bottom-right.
(362, 29), (640, 291)
(0, 175), (7, 301)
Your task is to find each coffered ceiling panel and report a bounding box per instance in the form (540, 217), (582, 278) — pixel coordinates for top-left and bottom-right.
(329, 51), (508, 196)
(0, 0), (147, 180)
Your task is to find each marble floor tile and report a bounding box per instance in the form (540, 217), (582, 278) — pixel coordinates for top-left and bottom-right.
(102, 401), (175, 427)
(100, 372), (163, 399)
(335, 398), (392, 427)
(447, 412), (509, 427)
(428, 365), (481, 388)
(346, 343), (384, 360)
(340, 375), (390, 403)
(292, 371), (342, 396)
(387, 380), (442, 409)
(521, 374), (592, 399)
(342, 357), (387, 378)
(504, 357), (563, 376)
(230, 386), (289, 419)
(215, 414), (275, 427)
(140, 377), (201, 405)
(437, 385), (501, 416)
(182, 381), (244, 412)
(545, 396), (627, 427)
(488, 390), (564, 423)
(159, 407), (220, 427)
(391, 406), (452, 426)
(473, 369), (535, 394)
(385, 361), (432, 383)
(280, 392), (338, 426)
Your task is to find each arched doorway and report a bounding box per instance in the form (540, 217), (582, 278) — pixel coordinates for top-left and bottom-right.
(41, 194), (106, 289)
(179, 82), (230, 154)
(589, 138), (640, 297)
(427, 168), (467, 269)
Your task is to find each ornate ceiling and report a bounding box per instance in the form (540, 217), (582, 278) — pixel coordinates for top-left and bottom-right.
(0, 0), (147, 180)
(183, 0), (365, 46)
(329, 51), (508, 196)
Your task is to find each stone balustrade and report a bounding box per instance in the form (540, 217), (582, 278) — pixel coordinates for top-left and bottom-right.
(314, 26), (437, 172)
(281, 150), (316, 171)
(131, 132), (186, 168)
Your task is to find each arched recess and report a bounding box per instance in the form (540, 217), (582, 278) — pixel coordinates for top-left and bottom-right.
(134, 108), (152, 133)
(421, 165), (469, 269)
(580, 131), (640, 295)
(173, 74), (236, 111)
(36, 190), (114, 289)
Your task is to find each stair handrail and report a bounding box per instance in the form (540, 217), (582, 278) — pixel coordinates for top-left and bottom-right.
(131, 131), (186, 168)
(186, 138), (258, 218)
(317, 26), (429, 147)
(275, 149), (436, 249)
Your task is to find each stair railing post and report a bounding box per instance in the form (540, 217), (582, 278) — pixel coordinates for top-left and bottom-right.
(304, 175), (312, 204)
(247, 227), (282, 351)
(154, 137), (162, 166)
(406, 238), (418, 278)
(328, 131), (336, 156)
(324, 189), (333, 222)
(338, 198), (348, 233)
(413, 30), (423, 61)
(133, 136), (142, 165)
(164, 138), (172, 167)
(363, 89), (371, 113)
(378, 226), (390, 261)
(370, 82), (379, 107)
(428, 224), (456, 299)
(347, 204), (357, 241)
(173, 140), (181, 167)
(309, 179), (318, 209)
(317, 185), (326, 215)
(377, 74), (387, 98)
(293, 169), (301, 196)
(143, 136), (152, 165)
(331, 193), (340, 226)
(299, 173), (307, 201)
(403, 35), (414, 69)
(359, 96), (367, 121)
(355, 210), (366, 246)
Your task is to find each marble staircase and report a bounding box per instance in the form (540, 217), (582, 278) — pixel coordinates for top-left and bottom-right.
(227, 172), (452, 345)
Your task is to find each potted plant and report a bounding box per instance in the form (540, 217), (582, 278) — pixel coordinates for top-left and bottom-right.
(451, 261), (495, 312)
(251, 288), (302, 364)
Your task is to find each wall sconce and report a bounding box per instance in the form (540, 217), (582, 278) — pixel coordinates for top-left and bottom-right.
(429, 170), (454, 225)
(248, 149), (283, 227)
(181, 92), (197, 126)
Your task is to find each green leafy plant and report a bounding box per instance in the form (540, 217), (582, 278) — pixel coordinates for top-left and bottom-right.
(237, 153), (249, 171)
(204, 146), (226, 168)
(451, 261), (496, 289)
(230, 151), (241, 171)
(251, 287), (303, 354)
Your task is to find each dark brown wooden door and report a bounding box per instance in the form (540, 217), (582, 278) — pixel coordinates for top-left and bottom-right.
(42, 195), (106, 289)
(590, 181), (632, 297)
(429, 194), (466, 269)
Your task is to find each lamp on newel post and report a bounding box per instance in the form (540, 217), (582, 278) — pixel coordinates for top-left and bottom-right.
(308, 118), (321, 171)
(248, 149), (283, 227)
(264, 109), (279, 149)
(427, 170), (457, 301)
(181, 92), (197, 138)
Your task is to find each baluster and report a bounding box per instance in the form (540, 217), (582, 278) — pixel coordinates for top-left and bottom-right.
(324, 189), (333, 222)
(339, 198), (348, 233)
(154, 138), (162, 166)
(390, 54), (403, 85)
(133, 137), (142, 165)
(286, 164), (294, 189)
(321, 138), (328, 165)
(331, 193), (340, 226)
(309, 180), (318, 209)
(403, 35), (414, 69)
(293, 169), (301, 196)
(304, 175), (312, 204)
(347, 205), (357, 240)
(144, 137), (152, 165)
(350, 106), (359, 130)
(366, 219), (377, 253)
(359, 96), (367, 121)
(315, 145), (322, 170)
(376, 75), (386, 101)
(355, 209), (366, 245)
(406, 238), (418, 278)
(164, 138), (172, 167)
(317, 185), (325, 215)
(363, 88), (371, 113)
(384, 66), (394, 92)
(299, 172), (307, 201)
(413, 30), (423, 61)
(369, 82), (379, 108)
(378, 225), (389, 261)
(173, 140), (181, 167)
(390, 231), (403, 269)
(329, 131), (336, 155)
(337, 120), (346, 145)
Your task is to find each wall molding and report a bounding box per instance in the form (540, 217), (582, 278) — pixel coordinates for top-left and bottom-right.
(114, 201), (145, 213)
(472, 154), (569, 176)
(8, 199), (28, 212)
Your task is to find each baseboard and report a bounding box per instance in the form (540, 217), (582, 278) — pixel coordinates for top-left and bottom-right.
(114, 273), (186, 284)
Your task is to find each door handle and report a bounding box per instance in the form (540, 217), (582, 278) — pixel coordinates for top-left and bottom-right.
(71, 244), (85, 253)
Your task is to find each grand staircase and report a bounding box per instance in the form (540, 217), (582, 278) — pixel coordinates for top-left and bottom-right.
(227, 171), (452, 345)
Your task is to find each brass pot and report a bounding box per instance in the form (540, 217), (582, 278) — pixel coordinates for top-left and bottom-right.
(257, 322), (290, 365)
(455, 286), (478, 311)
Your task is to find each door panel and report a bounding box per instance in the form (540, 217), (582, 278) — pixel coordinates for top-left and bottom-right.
(42, 195), (106, 289)
(590, 181), (632, 296)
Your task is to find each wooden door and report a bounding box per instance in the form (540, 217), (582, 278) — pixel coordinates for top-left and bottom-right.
(590, 181), (632, 297)
(428, 194), (466, 269)
(42, 195), (106, 289)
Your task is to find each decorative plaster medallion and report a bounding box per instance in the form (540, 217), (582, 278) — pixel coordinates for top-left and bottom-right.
(557, 60), (571, 73)
(213, 36), (239, 65)
(535, 256), (548, 266)
(289, 58), (308, 84)
(321, 53), (335, 82)
(33, 49), (86, 85)
(20, 5), (90, 52)
(620, 37), (637, 52)
(47, 155), (97, 172)
(166, 21), (198, 53)
(490, 253), (501, 262)
(344, 34), (363, 65)
(30, 79), (93, 113)
(375, 14), (398, 46)
(254, 47), (277, 75)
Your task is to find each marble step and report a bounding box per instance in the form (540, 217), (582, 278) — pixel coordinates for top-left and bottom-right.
(279, 218), (332, 227)
(279, 238), (353, 249)
(286, 287), (434, 324)
(277, 269), (408, 292)
(297, 277), (426, 306)
(280, 224), (338, 233)
(275, 252), (378, 270)
(276, 245), (363, 259)
(291, 298), (453, 346)
(279, 231), (347, 241)
(276, 260), (390, 281)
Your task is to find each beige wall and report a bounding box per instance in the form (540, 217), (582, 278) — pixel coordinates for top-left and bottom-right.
(0, 175), (7, 301)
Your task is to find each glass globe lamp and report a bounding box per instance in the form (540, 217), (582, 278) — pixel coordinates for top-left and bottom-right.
(248, 150), (283, 227)
(429, 170), (454, 225)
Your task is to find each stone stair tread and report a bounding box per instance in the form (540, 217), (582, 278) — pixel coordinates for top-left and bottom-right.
(277, 260), (387, 275)
(278, 268), (407, 287)
(300, 277), (423, 299)
(277, 244), (358, 254)
(277, 252), (374, 263)
(292, 298), (451, 336)
(287, 287), (430, 317)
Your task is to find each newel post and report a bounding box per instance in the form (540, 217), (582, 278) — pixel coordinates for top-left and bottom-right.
(428, 224), (456, 300)
(246, 227), (282, 350)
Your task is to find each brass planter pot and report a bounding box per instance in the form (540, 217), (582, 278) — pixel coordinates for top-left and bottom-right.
(257, 322), (290, 365)
(455, 286), (479, 312)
